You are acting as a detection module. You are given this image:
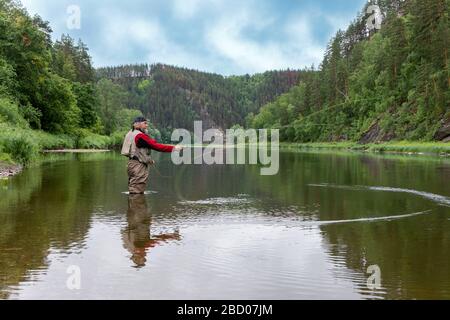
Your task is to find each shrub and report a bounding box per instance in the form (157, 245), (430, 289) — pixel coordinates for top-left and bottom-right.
(110, 130), (128, 148)
(0, 152), (14, 164)
(76, 130), (113, 149)
(0, 129), (39, 164)
(34, 131), (76, 150)
(0, 97), (28, 127)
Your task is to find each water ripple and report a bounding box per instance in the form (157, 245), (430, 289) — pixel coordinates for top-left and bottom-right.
(309, 183), (450, 207)
(179, 196), (252, 206)
(298, 210), (432, 226)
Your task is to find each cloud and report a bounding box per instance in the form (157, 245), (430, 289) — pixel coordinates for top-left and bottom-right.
(92, 9), (214, 72)
(323, 12), (359, 36)
(284, 16), (329, 66)
(171, 0), (204, 19)
(20, 0), (46, 16)
(171, 0), (236, 20)
(205, 6), (326, 74)
(19, 0), (366, 75)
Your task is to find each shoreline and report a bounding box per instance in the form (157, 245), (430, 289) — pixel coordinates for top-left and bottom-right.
(0, 162), (23, 179)
(42, 149), (111, 153)
(2, 143), (449, 179)
(194, 141), (450, 156)
(1, 149), (111, 179)
(280, 142), (450, 157)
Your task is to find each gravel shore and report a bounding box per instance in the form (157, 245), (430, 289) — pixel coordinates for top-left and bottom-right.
(0, 162), (23, 179)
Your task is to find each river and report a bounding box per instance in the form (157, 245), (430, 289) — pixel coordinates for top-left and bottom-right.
(1, 149), (449, 299)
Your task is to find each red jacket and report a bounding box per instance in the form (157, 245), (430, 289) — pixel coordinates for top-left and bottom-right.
(135, 132), (174, 153)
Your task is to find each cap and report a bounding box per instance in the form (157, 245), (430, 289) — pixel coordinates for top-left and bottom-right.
(133, 116), (148, 124)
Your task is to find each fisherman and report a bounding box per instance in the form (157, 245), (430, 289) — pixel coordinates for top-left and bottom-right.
(121, 116), (182, 194)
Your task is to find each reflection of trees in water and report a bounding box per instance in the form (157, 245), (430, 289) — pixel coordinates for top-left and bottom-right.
(122, 195), (180, 268)
(1, 151), (449, 299)
(143, 151), (450, 298)
(321, 208), (450, 299)
(0, 166), (45, 299)
(0, 165), (43, 214)
(244, 152), (450, 299)
(0, 153), (123, 299)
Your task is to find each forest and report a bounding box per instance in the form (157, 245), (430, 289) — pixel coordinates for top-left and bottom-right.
(250, 0), (449, 143)
(96, 64), (301, 140)
(0, 0), (146, 165)
(0, 0), (449, 166)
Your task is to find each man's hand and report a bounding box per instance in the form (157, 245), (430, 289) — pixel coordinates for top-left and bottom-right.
(174, 145), (183, 152)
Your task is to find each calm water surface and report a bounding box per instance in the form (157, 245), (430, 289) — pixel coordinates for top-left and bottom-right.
(1, 149), (449, 299)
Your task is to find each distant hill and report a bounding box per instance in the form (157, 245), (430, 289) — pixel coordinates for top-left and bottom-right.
(96, 64), (302, 134)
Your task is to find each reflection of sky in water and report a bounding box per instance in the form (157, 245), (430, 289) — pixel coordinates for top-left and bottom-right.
(9, 191), (437, 300)
(11, 220), (373, 300)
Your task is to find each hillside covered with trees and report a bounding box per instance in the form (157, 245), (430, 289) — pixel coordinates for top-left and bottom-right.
(250, 0), (449, 143)
(96, 64), (301, 140)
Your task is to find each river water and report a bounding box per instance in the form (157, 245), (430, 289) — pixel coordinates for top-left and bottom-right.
(1, 149), (449, 299)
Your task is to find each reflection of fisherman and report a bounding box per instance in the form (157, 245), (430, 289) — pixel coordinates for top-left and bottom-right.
(122, 194), (181, 268)
(121, 117), (182, 194)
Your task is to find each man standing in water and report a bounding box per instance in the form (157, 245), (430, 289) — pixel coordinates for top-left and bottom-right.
(122, 117), (182, 194)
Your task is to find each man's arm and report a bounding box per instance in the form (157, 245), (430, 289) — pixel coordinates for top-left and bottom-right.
(135, 133), (175, 153)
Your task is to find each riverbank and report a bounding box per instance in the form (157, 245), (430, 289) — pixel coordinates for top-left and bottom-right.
(280, 141), (450, 156)
(43, 149), (111, 153)
(3, 141), (449, 179)
(0, 149), (112, 179)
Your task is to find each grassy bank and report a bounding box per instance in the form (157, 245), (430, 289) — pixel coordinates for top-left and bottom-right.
(0, 122), (124, 167)
(280, 141), (450, 156)
(3, 124), (450, 178)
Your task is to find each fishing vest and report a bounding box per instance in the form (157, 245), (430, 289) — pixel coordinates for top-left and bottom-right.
(121, 130), (153, 165)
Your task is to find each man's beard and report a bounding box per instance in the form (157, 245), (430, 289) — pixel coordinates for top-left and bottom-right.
(137, 128), (149, 134)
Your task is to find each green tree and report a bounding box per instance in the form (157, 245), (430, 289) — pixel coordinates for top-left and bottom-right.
(96, 78), (128, 135)
(38, 73), (80, 133)
(72, 82), (98, 129)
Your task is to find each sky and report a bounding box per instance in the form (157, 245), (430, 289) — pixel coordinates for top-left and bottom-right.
(21, 0), (367, 76)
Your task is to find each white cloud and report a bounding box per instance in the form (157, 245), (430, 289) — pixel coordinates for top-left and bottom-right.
(171, 0), (230, 19)
(206, 23), (284, 72)
(323, 12), (357, 35)
(94, 10), (214, 71)
(172, 0), (203, 19)
(205, 7), (326, 74)
(20, 0), (46, 16)
(285, 17), (327, 67)
(20, 0), (362, 75)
